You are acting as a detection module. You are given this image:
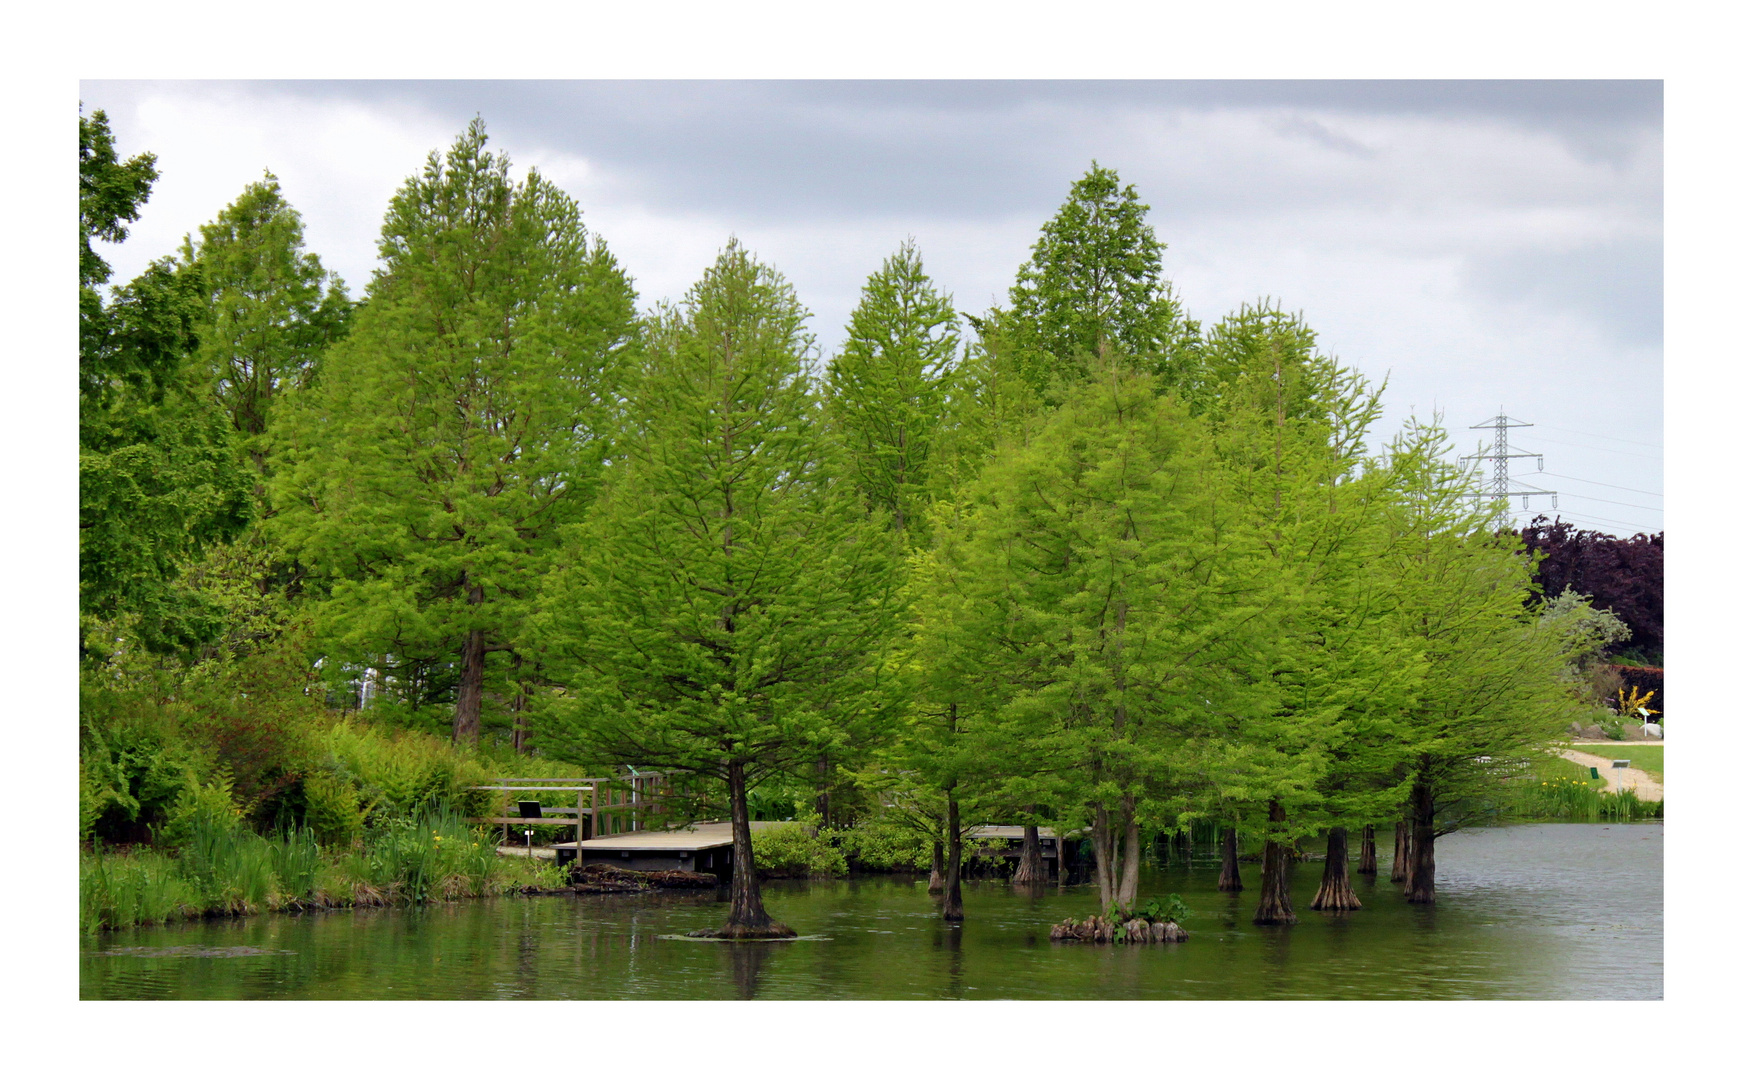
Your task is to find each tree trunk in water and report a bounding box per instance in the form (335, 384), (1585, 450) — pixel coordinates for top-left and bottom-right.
(1091, 804), (1117, 915)
(942, 789), (964, 922)
(1117, 795), (1142, 910)
(928, 837), (944, 894)
(1252, 800), (1296, 925)
(1013, 822), (1044, 885)
(711, 761), (794, 938)
(1309, 826), (1362, 911)
(1405, 777), (1436, 904)
(1218, 826), (1243, 892)
(453, 622), (486, 746)
(1357, 824), (1377, 875)
(1390, 820), (1410, 883)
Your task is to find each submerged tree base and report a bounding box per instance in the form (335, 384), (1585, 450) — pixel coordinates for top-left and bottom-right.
(688, 922), (798, 940)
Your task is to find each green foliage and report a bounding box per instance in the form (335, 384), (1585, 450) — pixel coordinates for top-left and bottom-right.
(80, 109), (254, 658)
(271, 118), (638, 744)
(753, 824), (849, 878)
(535, 238), (901, 803)
(829, 817), (934, 872)
(175, 173), (351, 462)
(826, 238), (959, 542)
(1129, 894), (1193, 924)
(1004, 162), (1197, 397)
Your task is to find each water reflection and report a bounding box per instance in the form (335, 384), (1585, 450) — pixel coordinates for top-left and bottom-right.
(83, 824), (1660, 1000)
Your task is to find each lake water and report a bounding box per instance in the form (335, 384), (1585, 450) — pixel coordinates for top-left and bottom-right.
(81, 822), (1661, 1000)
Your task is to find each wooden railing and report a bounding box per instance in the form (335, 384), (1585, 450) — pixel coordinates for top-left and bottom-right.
(469, 772), (669, 843)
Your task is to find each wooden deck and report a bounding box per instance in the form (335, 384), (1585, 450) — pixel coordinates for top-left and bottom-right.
(551, 820), (785, 876)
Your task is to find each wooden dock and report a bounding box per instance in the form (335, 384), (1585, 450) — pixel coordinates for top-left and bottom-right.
(551, 820), (784, 877)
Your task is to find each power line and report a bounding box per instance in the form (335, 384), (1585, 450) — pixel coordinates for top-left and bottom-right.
(1555, 492), (1662, 513)
(1529, 435), (1658, 460)
(1538, 423), (1662, 450)
(1535, 471), (1662, 498)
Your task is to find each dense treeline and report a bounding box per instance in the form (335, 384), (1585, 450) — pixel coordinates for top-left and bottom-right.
(81, 113), (1627, 938)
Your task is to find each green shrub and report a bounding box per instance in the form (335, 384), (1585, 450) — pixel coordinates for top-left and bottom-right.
(754, 823), (848, 877)
(831, 818), (931, 872)
(156, 774), (243, 849)
(300, 768), (369, 846)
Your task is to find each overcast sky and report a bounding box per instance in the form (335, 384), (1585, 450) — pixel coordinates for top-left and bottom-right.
(80, 79), (1663, 536)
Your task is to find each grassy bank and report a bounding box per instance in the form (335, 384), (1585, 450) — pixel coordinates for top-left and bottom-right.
(1573, 743), (1663, 783)
(1510, 753), (1662, 823)
(81, 804), (567, 934)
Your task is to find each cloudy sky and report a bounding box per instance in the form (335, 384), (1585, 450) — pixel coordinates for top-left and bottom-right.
(79, 79), (1662, 536)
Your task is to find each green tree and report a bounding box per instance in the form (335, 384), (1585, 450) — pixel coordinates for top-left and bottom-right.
(914, 360), (1244, 916)
(271, 120), (637, 744)
(1194, 302), (1406, 922)
(1373, 419), (1584, 903)
(80, 109), (253, 658)
(825, 238), (958, 543)
(176, 174), (351, 476)
(1004, 163), (1198, 399)
(534, 240), (901, 938)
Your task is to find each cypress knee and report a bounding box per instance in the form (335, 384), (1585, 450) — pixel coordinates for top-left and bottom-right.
(928, 837), (944, 894)
(1357, 825), (1377, 876)
(1309, 826), (1362, 911)
(1252, 801), (1296, 925)
(1218, 825), (1243, 892)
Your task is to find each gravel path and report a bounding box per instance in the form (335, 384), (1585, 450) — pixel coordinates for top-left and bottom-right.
(1556, 747), (1664, 802)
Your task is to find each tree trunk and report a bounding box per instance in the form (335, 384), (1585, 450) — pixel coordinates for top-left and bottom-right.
(1356, 824), (1377, 875)
(813, 753), (831, 828)
(1117, 795), (1142, 910)
(1390, 819), (1411, 883)
(1218, 825), (1243, 892)
(1013, 821), (1044, 885)
(1406, 776), (1437, 905)
(1310, 826), (1362, 911)
(453, 622), (486, 745)
(1252, 800), (1296, 925)
(1091, 804), (1117, 914)
(709, 760), (794, 938)
(928, 836), (944, 894)
(942, 788), (964, 922)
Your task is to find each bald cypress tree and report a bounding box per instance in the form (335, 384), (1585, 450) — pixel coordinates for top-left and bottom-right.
(535, 240), (901, 938)
(271, 120), (637, 743)
(825, 238), (958, 544)
(1005, 163), (1198, 400)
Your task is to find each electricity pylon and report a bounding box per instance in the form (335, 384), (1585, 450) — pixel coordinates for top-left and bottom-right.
(1462, 409), (1557, 515)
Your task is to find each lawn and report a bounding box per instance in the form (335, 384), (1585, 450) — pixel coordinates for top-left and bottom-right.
(1572, 742), (1663, 783)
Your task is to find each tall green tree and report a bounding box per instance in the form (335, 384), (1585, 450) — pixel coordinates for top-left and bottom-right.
(914, 360), (1248, 916)
(825, 238), (958, 543)
(80, 109), (253, 658)
(271, 120), (637, 744)
(1004, 163), (1199, 399)
(176, 174), (351, 476)
(534, 240), (901, 938)
(1195, 301), (1409, 922)
(1372, 419), (1582, 904)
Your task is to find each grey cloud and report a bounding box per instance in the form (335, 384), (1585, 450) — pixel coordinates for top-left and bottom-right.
(1463, 237), (1663, 346)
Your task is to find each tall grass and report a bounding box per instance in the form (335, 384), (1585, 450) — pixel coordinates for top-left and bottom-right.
(1518, 776), (1663, 822)
(80, 804), (567, 935)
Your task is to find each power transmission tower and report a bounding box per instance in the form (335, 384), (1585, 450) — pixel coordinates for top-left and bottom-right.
(1463, 409), (1557, 517)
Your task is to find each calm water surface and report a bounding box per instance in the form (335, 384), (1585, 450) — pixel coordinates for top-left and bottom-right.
(81, 823), (1661, 1000)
